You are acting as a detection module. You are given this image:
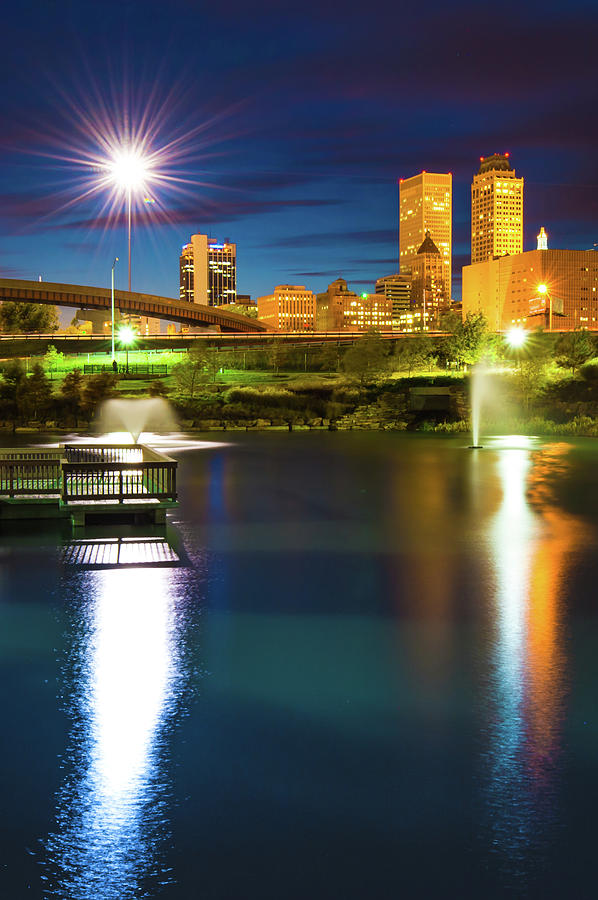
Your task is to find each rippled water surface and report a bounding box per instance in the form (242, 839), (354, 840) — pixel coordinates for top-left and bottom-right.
(2, 432), (598, 899)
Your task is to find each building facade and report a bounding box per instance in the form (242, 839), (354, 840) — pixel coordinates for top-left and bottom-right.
(257, 285), (316, 331)
(410, 231), (448, 327)
(462, 248), (598, 331)
(179, 234), (237, 307)
(399, 171), (452, 300)
(471, 154), (523, 264)
(316, 279), (392, 331)
(375, 274), (411, 327)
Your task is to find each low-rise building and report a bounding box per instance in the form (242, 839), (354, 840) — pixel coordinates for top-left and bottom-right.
(375, 274), (411, 328)
(257, 285), (316, 331)
(462, 246), (598, 331)
(316, 279), (392, 331)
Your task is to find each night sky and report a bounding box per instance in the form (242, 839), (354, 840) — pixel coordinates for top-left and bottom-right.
(1, 0), (597, 303)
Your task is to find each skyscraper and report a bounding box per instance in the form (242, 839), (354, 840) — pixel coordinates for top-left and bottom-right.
(399, 171), (452, 300)
(179, 233), (237, 306)
(471, 154), (523, 264)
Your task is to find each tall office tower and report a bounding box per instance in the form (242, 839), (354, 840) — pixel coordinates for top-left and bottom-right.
(179, 234), (237, 306)
(399, 171), (452, 300)
(471, 154), (523, 264)
(537, 226), (548, 250)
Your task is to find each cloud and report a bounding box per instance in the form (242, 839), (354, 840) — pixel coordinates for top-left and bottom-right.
(351, 258), (398, 267)
(290, 270), (356, 278)
(0, 192), (341, 235)
(270, 229), (395, 249)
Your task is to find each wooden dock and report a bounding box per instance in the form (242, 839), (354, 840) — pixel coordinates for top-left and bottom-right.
(0, 443), (177, 527)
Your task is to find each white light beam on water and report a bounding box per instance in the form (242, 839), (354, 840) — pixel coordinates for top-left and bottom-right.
(47, 567), (181, 899)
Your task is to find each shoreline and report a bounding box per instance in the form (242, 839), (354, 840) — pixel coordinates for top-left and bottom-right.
(3, 417), (598, 439)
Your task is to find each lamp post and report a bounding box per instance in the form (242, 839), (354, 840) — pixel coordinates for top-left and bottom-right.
(537, 283), (550, 330)
(107, 148), (151, 294)
(127, 188), (132, 293)
(111, 257), (119, 362)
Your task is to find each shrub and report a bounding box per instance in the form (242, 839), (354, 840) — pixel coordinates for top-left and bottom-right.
(580, 361), (598, 381)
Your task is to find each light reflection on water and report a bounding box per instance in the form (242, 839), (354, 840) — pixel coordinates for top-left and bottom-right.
(483, 441), (584, 874)
(46, 566), (183, 899)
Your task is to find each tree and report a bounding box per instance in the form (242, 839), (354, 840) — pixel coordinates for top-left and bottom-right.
(444, 312), (489, 369)
(511, 339), (553, 413)
(267, 340), (288, 375)
(220, 303), (258, 318)
(43, 345), (65, 381)
(205, 349), (222, 383)
(317, 344), (341, 372)
(394, 337), (431, 378)
(83, 373), (118, 417)
(18, 364), (53, 421)
(148, 379), (169, 398)
(60, 369), (85, 424)
(555, 330), (595, 372)
(172, 346), (210, 399)
(343, 330), (388, 386)
(0, 360), (26, 430)
(0, 301), (59, 334)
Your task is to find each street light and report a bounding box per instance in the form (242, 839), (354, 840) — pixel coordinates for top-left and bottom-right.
(506, 326), (528, 349)
(118, 324), (137, 375)
(111, 257), (119, 362)
(537, 283), (553, 331)
(106, 147), (153, 293)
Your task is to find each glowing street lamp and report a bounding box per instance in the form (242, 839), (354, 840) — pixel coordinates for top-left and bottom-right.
(506, 326), (528, 349)
(536, 282), (554, 331)
(106, 147), (154, 293)
(118, 324), (137, 375)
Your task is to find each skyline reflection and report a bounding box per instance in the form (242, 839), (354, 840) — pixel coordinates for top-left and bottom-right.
(46, 566), (183, 899)
(482, 440), (583, 874)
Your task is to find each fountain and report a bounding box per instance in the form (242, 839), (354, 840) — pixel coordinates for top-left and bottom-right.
(469, 362), (488, 449)
(97, 398), (178, 444)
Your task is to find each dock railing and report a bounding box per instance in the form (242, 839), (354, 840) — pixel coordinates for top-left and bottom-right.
(61, 444), (177, 503)
(0, 449), (62, 497)
(0, 444), (176, 504)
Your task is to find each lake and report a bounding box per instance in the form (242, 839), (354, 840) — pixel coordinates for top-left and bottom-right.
(1, 431), (598, 898)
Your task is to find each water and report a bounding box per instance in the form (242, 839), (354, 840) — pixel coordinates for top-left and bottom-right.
(1, 431), (598, 898)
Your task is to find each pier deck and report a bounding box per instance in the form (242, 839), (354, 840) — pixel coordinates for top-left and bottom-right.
(0, 444), (177, 526)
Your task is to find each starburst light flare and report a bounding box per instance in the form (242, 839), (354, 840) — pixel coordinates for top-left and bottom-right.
(506, 327), (528, 349)
(107, 148), (152, 192)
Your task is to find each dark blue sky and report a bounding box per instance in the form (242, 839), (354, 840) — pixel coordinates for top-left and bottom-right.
(1, 0), (597, 301)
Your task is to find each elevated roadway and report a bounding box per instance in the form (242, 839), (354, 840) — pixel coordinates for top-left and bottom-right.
(0, 330), (452, 358)
(0, 278), (268, 333)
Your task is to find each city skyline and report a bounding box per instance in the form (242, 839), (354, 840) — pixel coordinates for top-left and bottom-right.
(0, 0), (597, 305)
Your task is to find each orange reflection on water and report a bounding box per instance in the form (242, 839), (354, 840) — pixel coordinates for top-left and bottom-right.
(524, 445), (584, 789)
(485, 441), (585, 866)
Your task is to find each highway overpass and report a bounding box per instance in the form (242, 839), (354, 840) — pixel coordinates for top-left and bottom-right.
(0, 278), (268, 333)
(0, 330), (458, 355)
